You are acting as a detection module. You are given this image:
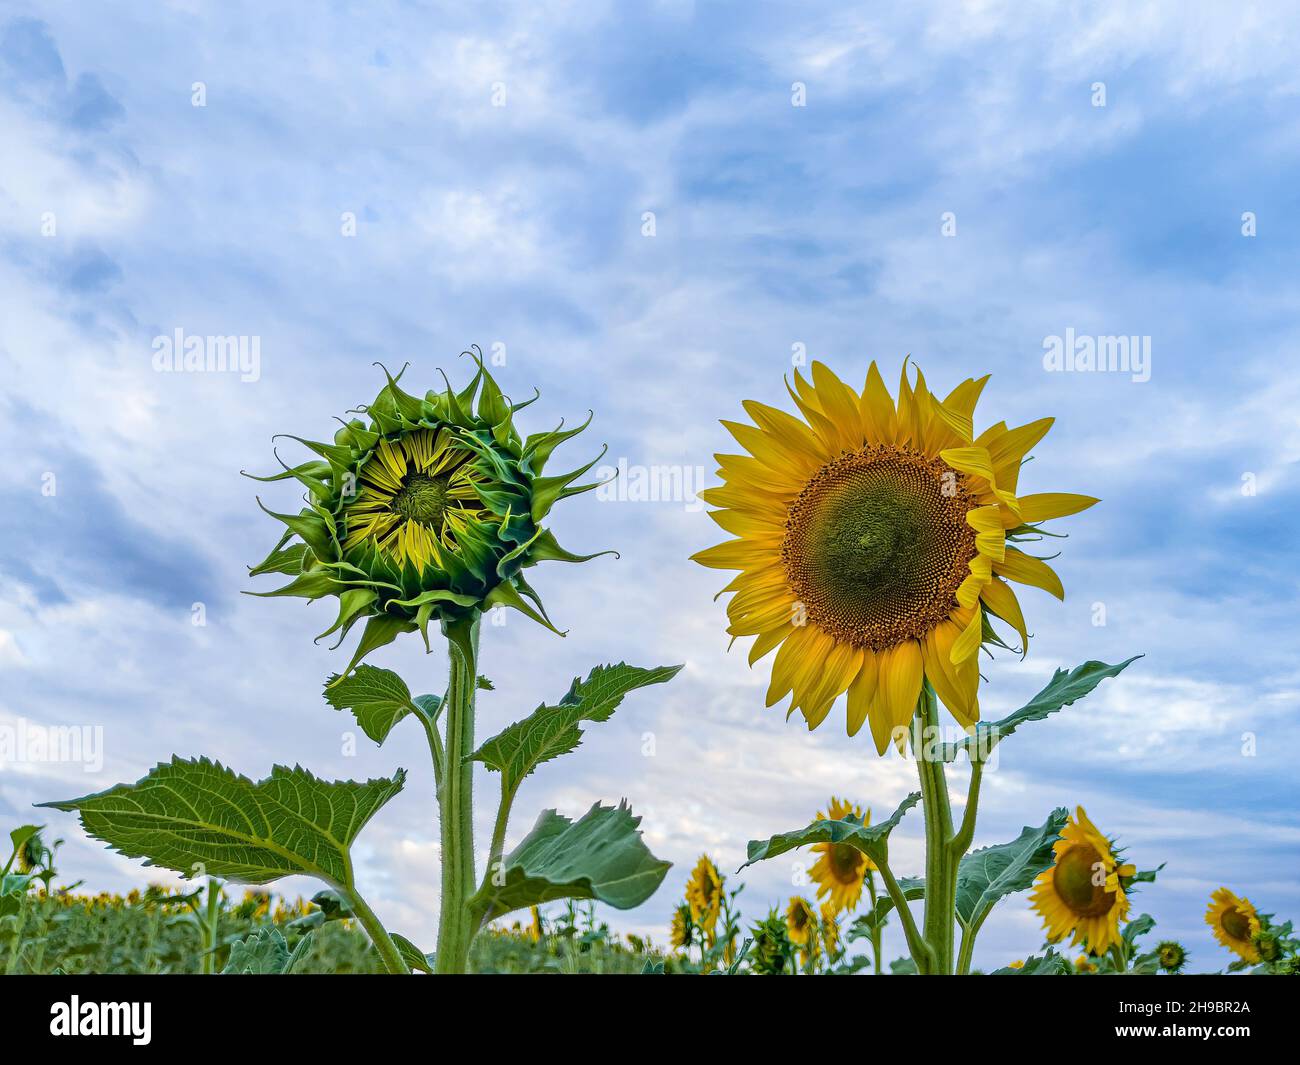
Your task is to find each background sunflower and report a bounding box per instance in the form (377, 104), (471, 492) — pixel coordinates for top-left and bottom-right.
(1029, 806), (1134, 955)
(808, 797), (874, 914)
(1205, 887), (1261, 963)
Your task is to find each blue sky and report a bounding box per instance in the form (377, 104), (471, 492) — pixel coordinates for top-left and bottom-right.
(1, 1), (1298, 971)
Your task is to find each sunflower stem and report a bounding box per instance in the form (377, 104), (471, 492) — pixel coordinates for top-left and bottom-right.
(874, 853), (931, 971)
(340, 883), (409, 974)
(949, 760), (982, 859)
(914, 681), (956, 974)
(866, 872), (884, 975)
(434, 615), (480, 974)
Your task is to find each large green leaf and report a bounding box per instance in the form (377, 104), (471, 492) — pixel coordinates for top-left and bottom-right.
(323, 664), (437, 745)
(955, 807), (1067, 928)
(471, 663), (681, 794)
(471, 802), (670, 921)
(942, 657), (1141, 762)
(40, 757), (404, 888)
(740, 792), (920, 871)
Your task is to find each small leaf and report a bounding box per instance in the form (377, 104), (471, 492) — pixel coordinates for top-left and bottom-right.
(40, 757), (404, 888)
(741, 792), (920, 871)
(942, 657), (1141, 762)
(472, 802), (670, 921)
(392, 933), (435, 974)
(222, 926), (315, 974)
(310, 888), (355, 921)
(991, 949), (1071, 975)
(323, 665), (421, 745)
(472, 663), (682, 795)
(955, 808), (1067, 927)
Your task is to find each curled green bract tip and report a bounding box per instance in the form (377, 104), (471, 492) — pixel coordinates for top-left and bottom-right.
(246, 351), (607, 674)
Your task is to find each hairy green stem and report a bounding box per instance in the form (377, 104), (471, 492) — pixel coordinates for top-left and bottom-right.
(951, 759), (984, 974)
(874, 852), (931, 972)
(434, 615), (480, 974)
(956, 921), (977, 975)
(914, 682), (956, 974)
(866, 872), (883, 975)
(340, 884), (408, 974)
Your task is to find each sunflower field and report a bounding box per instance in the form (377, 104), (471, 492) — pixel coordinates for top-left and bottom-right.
(6, 359), (1295, 982)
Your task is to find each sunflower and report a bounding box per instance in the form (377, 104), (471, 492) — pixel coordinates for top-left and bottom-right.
(786, 896), (816, 948)
(808, 797), (873, 914)
(684, 855), (723, 941)
(669, 904), (695, 951)
(248, 354), (608, 675)
(1205, 887), (1261, 963)
(692, 361), (1096, 752)
(1156, 940), (1187, 973)
(819, 903), (841, 958)
(1029, 806), (1134, 955)
(750, 910), (795, 975)
(526, 905), (543, 943)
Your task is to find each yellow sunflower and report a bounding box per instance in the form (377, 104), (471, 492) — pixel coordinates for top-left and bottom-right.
(808, 796), (874, 914)
(1205, 887), (1261, 963)
(692, 360), (1096, 753)
(1029, 806), (1134, 955)
(684, 854), (723, 941)
(786, 896), (816, 948)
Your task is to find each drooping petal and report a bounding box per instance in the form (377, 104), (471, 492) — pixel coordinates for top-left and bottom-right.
(995, 547), (1065, 600)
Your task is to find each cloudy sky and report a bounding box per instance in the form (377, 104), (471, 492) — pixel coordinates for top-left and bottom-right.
(2, 0), (1298, 972)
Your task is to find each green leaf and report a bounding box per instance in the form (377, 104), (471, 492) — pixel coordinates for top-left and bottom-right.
(942, 657), (1141, 762)
(392, 933), (435, 974)
(222, 926), (315, 974)
(991, 949), (1071, 975)
(40, 757), (405, 888)
(848, 876), (924, 939)
(471, 802), (670, 921)
(309, 888), (355, 921)
(323, 665), (425, 745)
(330, 615), (419, 683)
(740, 792), (920, 872)
(1122, 912), (1157, 955)
(955, 808), (1067, 928)
(471, 663), (682, 795)
(889, 955), (919, 975)
(3, 824), (42, 876)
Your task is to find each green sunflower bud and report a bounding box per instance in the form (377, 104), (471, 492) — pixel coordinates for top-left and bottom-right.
(246, 352), (612, 675)
(1155, 939), (1187, 973)
(1253, 927), (1282, 963)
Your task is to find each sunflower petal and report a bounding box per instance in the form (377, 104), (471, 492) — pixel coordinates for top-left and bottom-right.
(1018, 492), (1100, 523)
(995, 547), (1065, 600)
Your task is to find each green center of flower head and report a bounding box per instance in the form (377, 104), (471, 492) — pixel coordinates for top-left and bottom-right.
(1053, 844), (1115, 917)
(782, 447), (977, 651)
(391, 472), (451, 525)
(1221, 906), (1252, 941)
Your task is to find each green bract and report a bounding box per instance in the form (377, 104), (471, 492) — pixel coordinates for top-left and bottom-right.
(247, 354), (610, 673)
